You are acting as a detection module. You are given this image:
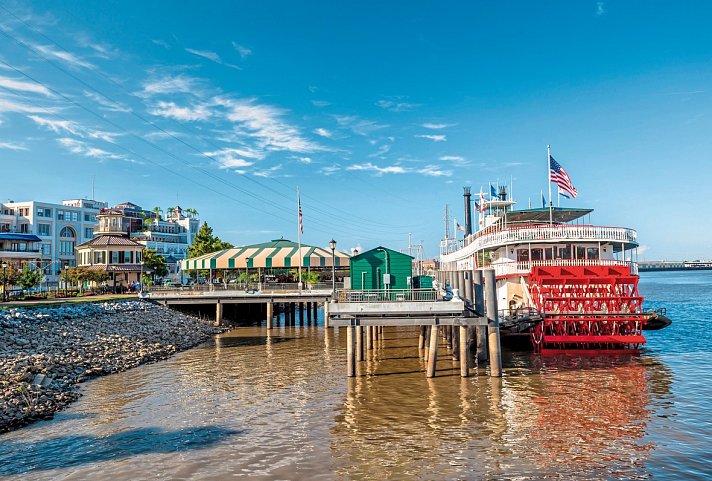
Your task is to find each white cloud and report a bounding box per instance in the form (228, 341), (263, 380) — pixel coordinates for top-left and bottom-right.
(254, 164), (283, 178)
(320, 164), (341, 176)
(596, 2), (606, 16)
(149, 100), (212, 121)
(139, 75), (203, 97)
(334, 115), (388, 136)
(416, 134), (447, 142)
(311, 100), (331, 107)
(204, 147), (264, 160)
(0, 98), (54, 114)
(152, 39), (170, 48)
(0, 76), (51, 96)
(0, 141), (27, 151)
(216, 97), (322, 153)
(34, 44), (94, 69)
(347, 162), (406, 175)
(185, 48), (240, 70)
(29, 115), (82, 136)
(84, 91), (131, 112)
(418, 165), (452, 177)
(57, 137), (124, 160)
(439, 155), (469, 166)
(296, 156), (312, 164)
(313, 127), (333, 138)
(368, 144), (391, 158)
(376, 99), (420, 112)
(231, 42), (252, 58)
(422, 123), (454, 129)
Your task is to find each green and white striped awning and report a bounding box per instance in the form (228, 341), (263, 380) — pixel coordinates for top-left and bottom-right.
(181, 238), (351, 270)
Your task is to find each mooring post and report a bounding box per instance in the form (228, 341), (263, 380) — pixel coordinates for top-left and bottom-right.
(453, 326), (460, 361)
(366, 325), (373, 350)
(312, 302), (318, 321)
(484, 269), (502, 377)
(299, 302), (305, 325)
(346, 324), (356, 377)
(214, 301), (223, 327)
(306, 302), (312, 323)
(473, 269), (488, 363)
(424, 324), (432, 361)
(356, 325), (364, 361)
(459, 325), (469, 377)
(266, 301), (273, 329)
(426, 325), (440, 378)
(418, 325), (426, 350)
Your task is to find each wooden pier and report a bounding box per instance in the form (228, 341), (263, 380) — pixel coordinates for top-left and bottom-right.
(328, 269), (502, 379)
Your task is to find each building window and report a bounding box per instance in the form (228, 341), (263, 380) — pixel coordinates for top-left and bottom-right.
(93, 251), (106, 264)
(59, 240), (75, 256)
(84, 213), (96, 222)
(41, 243), (51, 255)
(59, 226), (76, 238)
(84, 227), (93, 239)
(37, 207), (52, 217)
(18, 207), (29, 216)
(37, 224), (51, 236)
(111, 251), (119, 264)
(19, 224), (29, 233)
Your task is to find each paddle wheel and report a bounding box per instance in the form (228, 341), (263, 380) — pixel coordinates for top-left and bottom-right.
(528, 265), (647, 350)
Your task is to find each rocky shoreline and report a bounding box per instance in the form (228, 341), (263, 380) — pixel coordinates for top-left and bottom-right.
(0, 300), (225, 433)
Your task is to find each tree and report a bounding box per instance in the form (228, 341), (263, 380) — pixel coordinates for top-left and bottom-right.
(17, 265), (42, 291)
(2, 265), (19, 287)
(142, 248), (168, 280)
(186, 222), (233, 258)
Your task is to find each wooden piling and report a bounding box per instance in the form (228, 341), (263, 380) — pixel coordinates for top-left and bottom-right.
(426, 325), (440, 378)
(366, 326), (373, 350)
(312, 302), (318, 320)
(453, 327), (460, 361)
(306, 302), (312, 323)
(459, 325), (469, 377)
(473, 270), (488, 363)
(424, 324), (432, 361)
(346, 325), (356, 377)
(215, 302), (223, 326)
(356, 325), (364, 361)
(266, 302), (273, 329)
(299, 302), (305, 325)
(484, 269), (502, 377)
(418, 325), (426, 349)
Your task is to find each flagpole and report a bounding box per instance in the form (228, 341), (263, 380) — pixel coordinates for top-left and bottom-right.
(557, 185), (561, 207)
(297, 186), (302, 292)
(547, 144), (553, 225)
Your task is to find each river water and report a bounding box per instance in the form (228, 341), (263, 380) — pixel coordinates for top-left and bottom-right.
(1, 271), (710, 480)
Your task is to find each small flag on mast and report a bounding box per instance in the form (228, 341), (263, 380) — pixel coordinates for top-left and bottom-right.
(490, 184), (498, 199)
(298, 192), (304, 234)
(456, 220), (465, 232)
(549, 156), (578, 199)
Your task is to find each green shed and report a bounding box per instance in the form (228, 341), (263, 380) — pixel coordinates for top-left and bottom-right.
(350, 246), (413, 290)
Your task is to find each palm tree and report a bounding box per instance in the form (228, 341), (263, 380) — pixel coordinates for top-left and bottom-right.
(152, 206), (162, 223)
(184, 207), (199, 219)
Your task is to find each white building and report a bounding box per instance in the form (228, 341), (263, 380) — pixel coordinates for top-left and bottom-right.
(0, 198), (108, 283)
(130, 205), (200, 278)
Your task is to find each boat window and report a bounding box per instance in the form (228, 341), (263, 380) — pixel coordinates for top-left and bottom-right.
(517, 249), (529, 261)
(557, 246), (571, 259)
(545, 247), (554, 260)
(576, 246), (586, 259)
(531, 248), (543, 261)
(586, 247), (599, 259)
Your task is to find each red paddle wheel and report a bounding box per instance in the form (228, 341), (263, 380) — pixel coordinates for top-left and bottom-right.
(528, 265), (647, 351)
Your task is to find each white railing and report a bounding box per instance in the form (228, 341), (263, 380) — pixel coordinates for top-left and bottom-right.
(336, 288), (437, 303)
(485, 259), (638, 277)
(441, 224), (637, 261)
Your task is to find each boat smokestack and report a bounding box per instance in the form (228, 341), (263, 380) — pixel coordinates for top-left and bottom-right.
(498, 185), (508, 201)
(463, 186), (473, 235)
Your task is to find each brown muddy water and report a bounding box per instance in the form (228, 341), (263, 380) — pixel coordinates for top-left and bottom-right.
(1, 271), (711, 480)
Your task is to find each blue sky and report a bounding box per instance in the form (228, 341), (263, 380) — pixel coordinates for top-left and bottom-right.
(1, 1), (711, 259)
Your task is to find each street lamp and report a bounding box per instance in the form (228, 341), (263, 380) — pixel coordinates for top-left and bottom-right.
(1, 261), (7, 302)
(376, 248), (390, 293)
(329, 239), (336, 298)
(63, 261), (69, 296)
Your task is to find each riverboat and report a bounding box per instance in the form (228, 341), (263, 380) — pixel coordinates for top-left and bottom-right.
(439, 186), (670, 350)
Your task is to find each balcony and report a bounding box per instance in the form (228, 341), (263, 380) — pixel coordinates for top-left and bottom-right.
(441, 224), (638, 261)
(486, 259), (638, 277)
(94, 224), (128, 234)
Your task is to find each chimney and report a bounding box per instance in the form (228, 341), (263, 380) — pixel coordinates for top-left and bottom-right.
(463, 187), (473, 235)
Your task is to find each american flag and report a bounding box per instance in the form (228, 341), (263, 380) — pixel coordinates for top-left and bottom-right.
(298, 193), (304, 234)
(549, 156), (578, 199)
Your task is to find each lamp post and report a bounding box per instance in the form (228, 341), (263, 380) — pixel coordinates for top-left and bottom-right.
(63, 261), (69, 296)
(1, 261), (7, 302)
(376, 248), (390, 292)
(329, 239), (336, 298)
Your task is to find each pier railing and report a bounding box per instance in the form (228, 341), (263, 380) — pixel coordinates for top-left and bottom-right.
(336, 288), (437, 303)
(146, 282), (344, 296)
(441, 224), (638, 260)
